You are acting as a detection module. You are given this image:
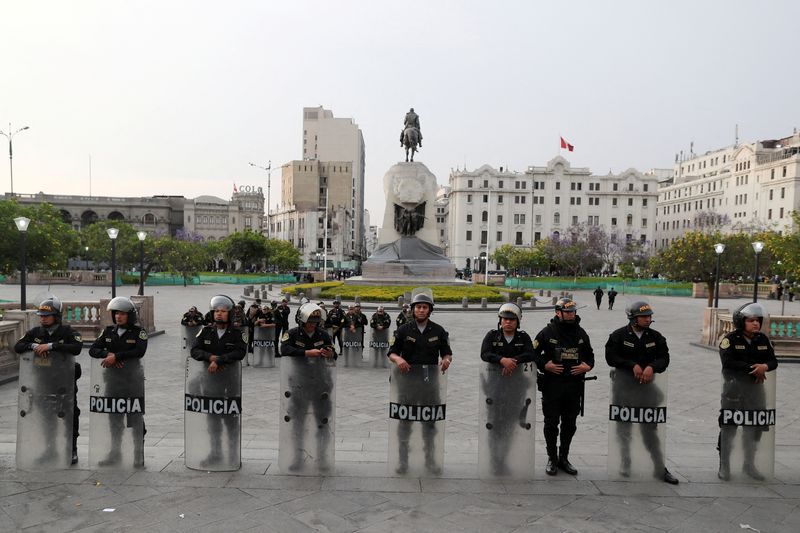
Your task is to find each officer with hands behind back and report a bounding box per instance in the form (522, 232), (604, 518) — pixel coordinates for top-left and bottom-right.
(191, 295), (247, 374)
(533, 297), (594, 476)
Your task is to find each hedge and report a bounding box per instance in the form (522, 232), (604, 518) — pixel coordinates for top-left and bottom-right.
(282, 282), (532, 303)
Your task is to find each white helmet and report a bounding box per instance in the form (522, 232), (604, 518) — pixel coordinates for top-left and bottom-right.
(298, 302), (325, 324)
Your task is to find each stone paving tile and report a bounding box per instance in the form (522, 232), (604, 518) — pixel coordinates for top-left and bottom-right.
(321, 476), (420, 493)
(275, 490), (366, 517)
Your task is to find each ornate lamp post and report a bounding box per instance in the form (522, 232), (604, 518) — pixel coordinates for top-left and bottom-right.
(714, 243), (725, 308)
(13, 216), (30, 309)
(752, 241), (764, 302)
(137, 231), (147, 296)
(107, 228), (119, 297)
(1, 123), (30, 195)
(84, 246), (90, 271)
(315, 252), (321, 272)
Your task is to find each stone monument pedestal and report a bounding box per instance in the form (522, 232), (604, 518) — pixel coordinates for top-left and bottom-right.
(356, 161), (462, 286)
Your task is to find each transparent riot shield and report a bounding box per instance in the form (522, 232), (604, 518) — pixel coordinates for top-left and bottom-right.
(342, 327), (364, 367)
(181, 325), (202, 361)
(368, 328), (390, 369)
(388, 364), (447, 477)
(251, 326), (277, 368)
(184, 356), (242, 471)
(279, 356), (336, 475)
(88, 358), (145, 469)
(478, 362), (536, 480)
(16, 351), (75, 470)
(607, 369), (668, 481)
(718, 369), (776, 481)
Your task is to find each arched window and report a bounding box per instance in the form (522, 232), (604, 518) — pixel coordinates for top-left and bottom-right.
(143, 213), (156, 225)
(81, 210), (99, 227)
(481, 211), (488, 222)
(59, 209), (72, 223)
(552, 230), (560, 240)
(626, 214), (633, 225)
(108, 211), (124, 221)
(553, 212), (560, 225)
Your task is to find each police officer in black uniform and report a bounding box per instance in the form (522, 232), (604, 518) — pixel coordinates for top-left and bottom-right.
(396, 304), (411, 328)
(181, 306), (205, 326)
(388, 293), (453, 474)
(605, 301), (679, 484)
(717, 302), (777, 481)
(279, 303), (336, 471)
(275, 298), (291, 352)
(370, 306), (392, 331)
(325, 299), (346, 352)
(593, 287), (604, 310)
(89, 297), (147, 467)
(15, 297), (83, 464)
(479, 303), (535, 476)
(533, 297), (594, 476)
(607, 288), (618, 310)
(190, 295), (247, 467)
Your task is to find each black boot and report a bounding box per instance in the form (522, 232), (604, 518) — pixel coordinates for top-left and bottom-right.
(546, 456), (558, 476)
(663, 468), (679, 485)
(558, 455), (578, 476)
(71, 440), (78, 465)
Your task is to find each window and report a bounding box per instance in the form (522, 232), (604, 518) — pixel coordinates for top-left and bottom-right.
(570, 197), (575, 205)
(466, 214), (472, 223)
(555, 182), (561, 190)
(467, 194), (473, 203)
(783, 166), (787, 177)
(515, 232), (523, 245)
(613, 183), (618, 191)
(768, 209), (772, 220)
(466, 230), (472, 241)
(780, 207), (784, 218)
(497, 215), (503, 224)
(498, 180), (503, 189)
(642, 218), (648, 227)
(570, 183), (576, 190)
(497, 195), (503, 204)
(482, 211), (488, 222)
(467, 179), (473, 188)
(782, 187), (786, 199)
(535, 214), (542, 224)
(521, 196), (526, 204)
(572, 216), (578, 225)
(483, 194), (488, 203)
(770, 190), (774, 200)
(483, 180), (488, 188)
(628, 198), (633, 206)
(643, 184), (649, 192)
(626, 214), (633, 225)
(555, 196), (560, 205)
(534, 232), (541, 242)
(612, 198), (618, 207)
(496, 231), (502, 241)
(554, 212), (560, 224)
(480, 230), (487, 244)
(611, 217), (617, 226)
(642, 199), (648, 207)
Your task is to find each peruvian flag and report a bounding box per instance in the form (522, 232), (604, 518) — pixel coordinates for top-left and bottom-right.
(233, 183), (238, 193)
(560, 136), (574, 152)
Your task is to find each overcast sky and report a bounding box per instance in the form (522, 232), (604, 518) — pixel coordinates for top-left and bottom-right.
(2, 0), (799, 226)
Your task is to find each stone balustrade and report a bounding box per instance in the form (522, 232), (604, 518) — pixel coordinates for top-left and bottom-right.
(702, 307), (800, 358)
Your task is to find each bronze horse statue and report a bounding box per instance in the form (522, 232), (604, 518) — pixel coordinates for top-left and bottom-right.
(402, 126), (420, 162)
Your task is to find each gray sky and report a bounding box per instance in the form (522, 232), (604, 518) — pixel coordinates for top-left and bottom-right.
(2, 0), (799, 226)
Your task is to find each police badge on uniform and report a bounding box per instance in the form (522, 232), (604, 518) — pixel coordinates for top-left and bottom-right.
(720, 338), (730, 349)
(139, 330), (148, 340)
(281, 332), (290, 342)
(242, 330), (249, 343)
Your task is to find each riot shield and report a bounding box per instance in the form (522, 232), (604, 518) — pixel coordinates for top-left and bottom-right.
(16, 351), (75, 470)
(88, 358), (145, 469)
(251, 326), (277, 368)
(478, 362), (536, 480)
(718, 369), (776, 481)
(368, 328), (390, 369)
(279, 356), (336, 475)
(181, 325), (202, 361)
(184, 356), (242, 471)
(607, 369), (668, 481)
(388, 364), (447, 477)
(341, 327), (364, 367)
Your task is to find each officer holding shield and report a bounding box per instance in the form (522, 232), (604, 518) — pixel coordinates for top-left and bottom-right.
(387, 293), (453, 474)
(717, 302), (777, 481)
(15, 297), (83, 464)
(325, 299), (346, 352)
(533, 297), (594, 476)
(190, 295), (247, 468)
(370, 306), (392, 331)
(479, 303), (535, 476)
(605, 301), (679, 484)
(181, 306), (205, 326)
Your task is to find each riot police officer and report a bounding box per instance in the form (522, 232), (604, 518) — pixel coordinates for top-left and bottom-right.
(181, 306), (205, 326)
(718, 302), (777, 481)
(388, 293), (453, 474)
(190, 295), (247, 467)
(89, 297), (147, 467)
(533, 297), (594, 476)
(605, 301), (679, 484)
(593, 287), (604, 310)
(325, 299), (346, 352)
(607, 288), (618, 310)
(479, 303), (535, 475)
(370, 306), (392, 331)
(279, 303), (336, 471)
(396, 304), (411, 328)
(275, 298), (291, 350)
(14, 297), (83, 464)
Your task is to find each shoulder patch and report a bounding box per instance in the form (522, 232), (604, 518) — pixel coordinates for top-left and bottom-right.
(74, 334), (82, 342)
(533, 339), (539, 349)
(138, 330), (148, 340)
(242, 330), (249, 343)
(720, 338), (730, 349)
(281, 332), (290, 342)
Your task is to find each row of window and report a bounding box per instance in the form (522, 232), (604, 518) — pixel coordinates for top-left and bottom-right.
(464, 178), (649, 193)
(463, 229), (647, 245)
(465, 194), (647, 207)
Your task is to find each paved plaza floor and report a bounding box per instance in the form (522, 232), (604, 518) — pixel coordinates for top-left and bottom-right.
(2, 283), (800, 532)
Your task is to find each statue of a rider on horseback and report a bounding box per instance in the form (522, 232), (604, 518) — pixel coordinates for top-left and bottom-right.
(400, 107), (422, 162)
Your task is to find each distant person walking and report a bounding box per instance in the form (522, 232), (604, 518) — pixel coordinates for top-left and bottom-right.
(608, 287), (618, 310)
(593, 287), (604, 310)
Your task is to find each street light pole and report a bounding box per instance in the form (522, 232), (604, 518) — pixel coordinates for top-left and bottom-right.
(752, 241), (764, 303)
(714, 243), (725, 308)
(137, 231), (147, 296)
(107, 228), (119, 298)
(248, 160), (273, 240)
(14, 217), (30, 309)
(85, 246), (90, 271)
(0, 123), (30, 195)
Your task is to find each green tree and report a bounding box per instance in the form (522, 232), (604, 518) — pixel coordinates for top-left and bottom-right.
(266, 238), (301, 272)
(81, 221), (142, 271)
(164, 239), (212, 286)
(0, 200), (79, 274)
(220, 230), (269, 272)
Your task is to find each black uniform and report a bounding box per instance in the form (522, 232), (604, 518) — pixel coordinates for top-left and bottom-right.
(190, 325), (247, 466)
(181, 310), (205, 326)
(370, 312), (392, 330)
(479, 328), (536, 475)
(533, 316), (595, 461)
(718, 329), (778, 478)
(275, 304), (291, 351)
(388, 320), (452, 472)
(607, 289), (618, 310)
(279, 325), (336, 470)
(89, 324), (148, 466)
(605, 325), (669, 477)
(396, 311), (411, 328)
(325, 306), (346, 351)
(593, 288), (604, 309)
(15, 324), (83, 461)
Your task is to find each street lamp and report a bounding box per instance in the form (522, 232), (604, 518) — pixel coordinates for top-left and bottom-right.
(107, 228), (119, 297)
(752, 241), (764, 302)
(315, 252), (321, 271)
(0, 123), (30, 195)
(137, 231), (147, 296)
(248, 160), (273, 239)
(714, 243), (725, 308)
(84, 246), (90, 271)
(14, 217), (30, 310)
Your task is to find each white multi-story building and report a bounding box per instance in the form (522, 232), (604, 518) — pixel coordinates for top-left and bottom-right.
(655, 131), (800, 248)
(302, 106), (366, 262)
(446, 157), (659, 271)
